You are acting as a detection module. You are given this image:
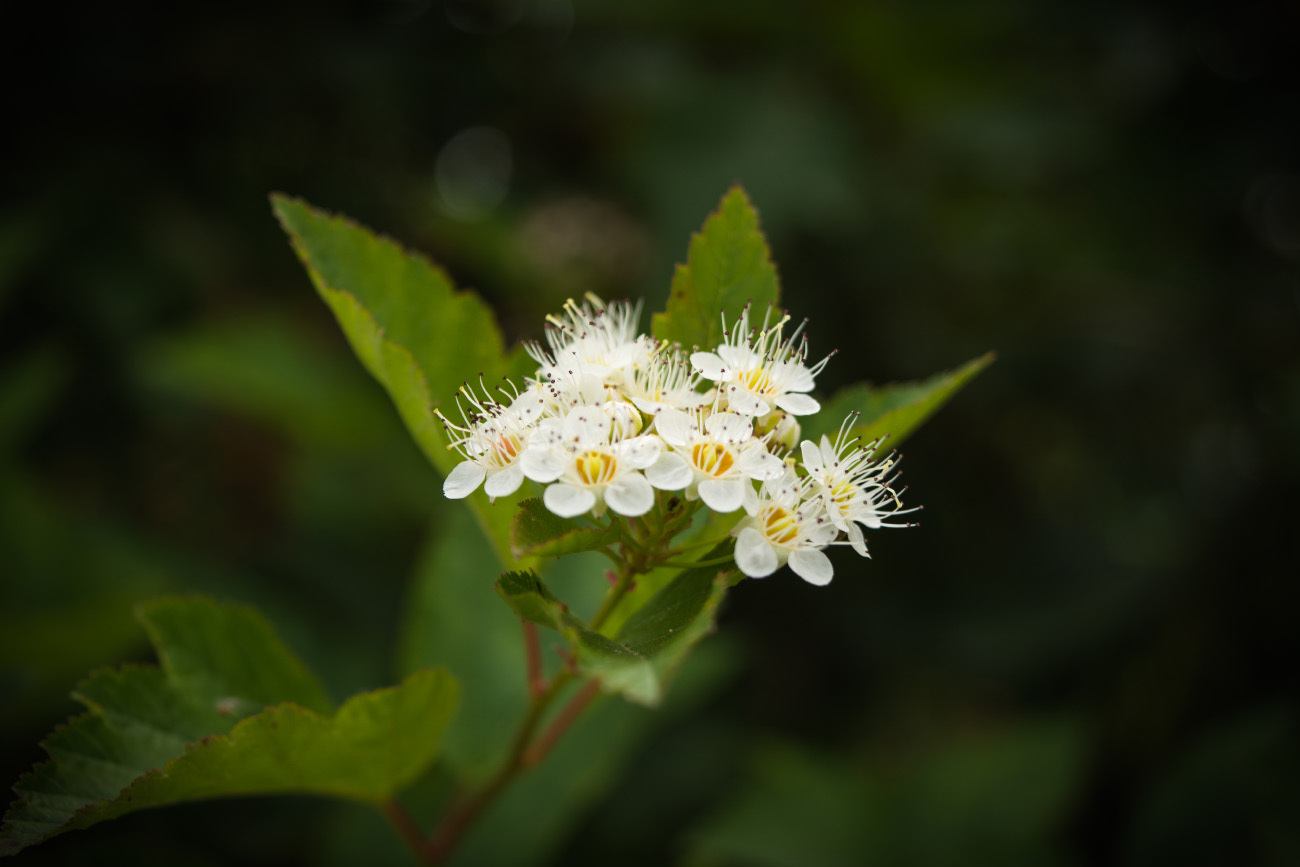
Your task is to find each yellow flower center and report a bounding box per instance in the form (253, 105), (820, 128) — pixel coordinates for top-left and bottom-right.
(760, 506), (799, 545)
(740, 366), (776, 395)
(691, 442), (736, 477)
(574, 451), (617, 486)
(831, 478), (857, 511)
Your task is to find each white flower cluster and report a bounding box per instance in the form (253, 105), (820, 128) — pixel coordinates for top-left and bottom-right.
(437, 296), (915, 585)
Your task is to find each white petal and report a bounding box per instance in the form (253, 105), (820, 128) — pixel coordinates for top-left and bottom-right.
(605, 473), (654, 516)
(698, 477), (746, 513)
(522, 448), (564, 483)
(740, 448), (785, 481)
(845, 522), (868, 557)
(799, 440), (824, 474)
(646, 452), (693, 490)
(788, 548), (834, 586)
(443, 461), (486, 499)
(826, 498), (851, 532)
(735, 528), (779, 578)
(776, 392), (821, 416)
(483, 463), (524, 500)
(726, 386), (769, 417)
(785, 364), (816, 393)
(653, 409), (695, 447)
(564, 405), (610, 442)
(690, 351), (728, 381)
(619, 435), (662, 469)
(543, 483), (597, 518)
(704, 412), (752, 443)
(742, 481), (759, 513)
(820, 435), (837, 466)
(718, 344), (760, 371)
(630, 396), (665, 415)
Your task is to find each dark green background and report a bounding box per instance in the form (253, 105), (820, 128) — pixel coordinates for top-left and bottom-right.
(3, 0), (1298, 864)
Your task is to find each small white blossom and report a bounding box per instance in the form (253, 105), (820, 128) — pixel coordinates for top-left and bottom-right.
(645, 408), (784, 513)
(528, 295), (655, 388)
(732, 468), (839, 585)
(623, 347), (712, 416)
(800, 418), (918, 556)
(520, 404), (661, 518)
(437, 381), (542, 502)
(690, 304), (831, 418)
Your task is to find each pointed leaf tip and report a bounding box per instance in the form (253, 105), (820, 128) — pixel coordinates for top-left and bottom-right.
(652, 187), (780, 351)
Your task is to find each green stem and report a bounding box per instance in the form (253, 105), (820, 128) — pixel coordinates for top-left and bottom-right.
(664, 535), (731, 558)
(588, 563), (636, 633)
(658, 554), (736, 570)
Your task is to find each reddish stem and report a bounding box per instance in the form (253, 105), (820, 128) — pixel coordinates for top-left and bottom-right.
(522, 620), (545, 696)
(523, 679), (601, 768)
(380, 799), (426, 859)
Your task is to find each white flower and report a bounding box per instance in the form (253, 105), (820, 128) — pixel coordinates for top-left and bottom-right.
(800, 420), (918, 556)
(623, 347), (712, 416)
(528, 295), (655, 388)
(520, 404), (662, 518)
(437, 381), (542, 502)
(645, 408), (784, 513)
(690, 304), (831, 417)
(732, 468), (839, 585)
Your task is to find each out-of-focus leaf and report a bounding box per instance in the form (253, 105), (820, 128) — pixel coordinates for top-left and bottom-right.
(510, 498), (619, 560)
(271, 195), (534, 567)
(495, 562), (730, 707)
(652, 186), (781, 351)
(807, 352), (995, 454)
(0, 598), (334, 856)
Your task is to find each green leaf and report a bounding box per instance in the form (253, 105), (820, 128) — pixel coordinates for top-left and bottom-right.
(0, 598), (458, 857)
(509, 498), (619, 560)
(270, 194), (533, 568)
(651, 186), (781, 351)
(494, 558), (731, 707)
(135, 597), (332, 715)
(83, 669), (455, 816)
(806, 352), (994, 454)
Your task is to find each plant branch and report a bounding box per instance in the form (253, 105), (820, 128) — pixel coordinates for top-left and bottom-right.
(522, 620), (545, 697)
(588, 565), (636, 633)
(421, 540), (642, 862)
(659, 554), (736, 569)
(380, 799), (426, 861)
(664, 535), (731, 558)
(424, 670), (576, 863)
(522, 679), (601, 768)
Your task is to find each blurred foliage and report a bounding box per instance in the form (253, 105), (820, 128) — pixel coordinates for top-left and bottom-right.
(2, 0), (1299, 864)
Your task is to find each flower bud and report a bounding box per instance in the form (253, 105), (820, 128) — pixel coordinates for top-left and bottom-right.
(754, 409), (800, 454)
